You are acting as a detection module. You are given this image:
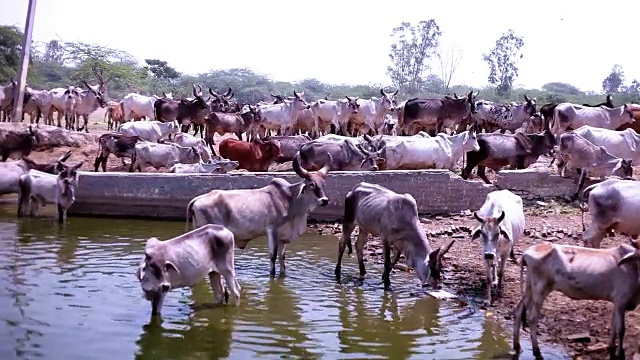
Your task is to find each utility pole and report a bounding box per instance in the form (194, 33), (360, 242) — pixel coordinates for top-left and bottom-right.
(12, 0), (38, 123)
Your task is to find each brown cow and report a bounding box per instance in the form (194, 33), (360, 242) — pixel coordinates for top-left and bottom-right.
(218, 138), (283, 172)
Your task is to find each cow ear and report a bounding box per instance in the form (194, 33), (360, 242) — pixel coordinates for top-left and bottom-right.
(499, 226), (511, 241)
(297, 183), (307, 197)
(619, 251), (640, 266)
(471, 226), (481, 239)
(165, 261), (180, 275)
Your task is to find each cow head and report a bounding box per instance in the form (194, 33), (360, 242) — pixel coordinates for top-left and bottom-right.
(63, 85), (80, 104)
(292, 90), (310, 110)
(26, 125), (38, 147)
(190, 84), (209, 111)
(162, 92), (173, 99)
(270, 93), (286, 104)
(523, 94), (538, 117)
(472, 211), (509, 263)
(346, 96), (360, 114)
(622, 104), (636, 124)
(252, 138), (284, 163)
(55, 161), (82, 210)
(461, 124), (481, 152)
(81, 80), (107, 107)
(208, 87), (232, 112)
(611, 157), (633, 179)
(418, 239), (455, 288)
(352, 141), (385, 171)
(379, 88), (398, 111)
(136, 238), (178, 299)
(292, 152), (331, 206)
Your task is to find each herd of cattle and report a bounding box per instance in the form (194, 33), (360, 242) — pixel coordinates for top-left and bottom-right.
(5, 79), (640, 359)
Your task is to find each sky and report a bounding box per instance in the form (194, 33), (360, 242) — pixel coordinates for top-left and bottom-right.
(1, 0), (638, 93)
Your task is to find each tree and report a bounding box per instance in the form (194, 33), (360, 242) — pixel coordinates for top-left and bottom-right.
(541, 82), (582, 96)
(64, 42), (143, 90)
(386, 20), (442, 96)
(482, 29), (525, 96)
(602, 64), (625, 94)
(0, 25), (23, 82)
(42, 40), (67, 65)
(436, 45), (462, 94)
(144, 59), (180, 81)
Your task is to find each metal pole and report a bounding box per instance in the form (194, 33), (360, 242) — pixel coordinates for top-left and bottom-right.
(12, 0), (38, 123)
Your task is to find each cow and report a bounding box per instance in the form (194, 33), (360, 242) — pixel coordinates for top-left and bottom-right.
(261, 134), (312, 163)
(218, 138), (283, 172)
(555, 132), (633, 197)
(0, 125), (38, 161)
(135, 224), (241, 317)
(17, 160), (83, 223)
(298, 137), (384, 171)
(49, 81), (107, 132)
(346, 89), (398, 136)
(461, 130), (556, 185)
(539, 95), (615, 133)
(400, 91), (477, 136)
(0, 151), (71, 195)
(22, 87), (52, 125)
(573, 125), (640, 164)
(335, 182), (454, 290)
(310, 96), (360, 137)
(471, 190), (524, 304)
(581, 178), (640, 249)
(513, 241), (640, 360)
(552, 103), (635, 135)
(94, 133), (141, 172)
(379, 127), (479, 170)
(130, 141), (201, 172)
(203, 107), (254, 148)
(178, 84), (212, 136)
(169, 158), (239, 174)
(185, 153), (332, 276)
(257, 91), (310, 136)
(104, 101), (125, 130)
(122, 93), (157, 121)
(474, 95), (538, 133)
(165, 132), (214, 163)
(118, 120), (180, 143)
(62, 86), (80, 130)
(0, 79), (17, 121)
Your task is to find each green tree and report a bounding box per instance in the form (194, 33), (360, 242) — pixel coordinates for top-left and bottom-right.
(144, 59), (180, 81)
(64, 42), (144, 91)
(386, 20), (442, 96)
(0, 25), (23, 82)
(482, 29), (524, 96)
(602, 64), (625, 94)
(541, 82), (582, 96)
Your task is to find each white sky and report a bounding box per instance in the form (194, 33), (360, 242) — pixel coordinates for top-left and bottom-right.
(1, 0), (637, 93)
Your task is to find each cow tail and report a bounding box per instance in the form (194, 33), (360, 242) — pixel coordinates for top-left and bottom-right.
(519, 256), (526, 295)
(17, 176), (30, 217)
(185, 197), (198, 232)
(154, 101), (161, 122)
(580, 183), (598, 231)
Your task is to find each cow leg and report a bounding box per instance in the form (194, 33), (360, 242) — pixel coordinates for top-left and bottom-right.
(277, 242), (287, 275)
(497, 253), (508, 293)
(220, 268), (241, 306)
(208, 272), (225, 304)
(266, 227), (279, 277)
(354, 230), (369, 281)
(477, 166), (492, 185)
(512, 279), (532, 354)
(29, 200), (39, 217)
(383, 248), (402, 280)
(461, 153), (479, 180)
(93, 155), (103, 172)
(574, 170), (588, 200)
(382, 239), (392, 291)
(336, 201), (357, 280)
(56, 204), (65, 224)
(82, 115), (89, 133)
(485, 259), (494, 304)
(610, 304), (625, 360)
(150, 292), (166, 316)
(528, 281), (552, 359)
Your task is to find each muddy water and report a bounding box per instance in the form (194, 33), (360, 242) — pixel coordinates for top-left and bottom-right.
(0, 204), (568, 360)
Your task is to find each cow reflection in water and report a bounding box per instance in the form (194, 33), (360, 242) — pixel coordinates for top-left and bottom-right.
(336, 288), (440, 358)
(134, 281), (233, 360)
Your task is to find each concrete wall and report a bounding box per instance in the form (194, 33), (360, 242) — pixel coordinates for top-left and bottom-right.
(69, 168), (586, 221)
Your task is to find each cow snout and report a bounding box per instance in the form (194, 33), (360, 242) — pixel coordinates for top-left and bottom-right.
(319, 197), (329, 206)
(371, 165), (379, 171)
(484, 253), (495, 261)
(161, 283), (170, 292)
(353, 109), (359, 114)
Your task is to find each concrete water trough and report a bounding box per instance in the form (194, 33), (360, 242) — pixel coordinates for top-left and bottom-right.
(68, 168), (590, 222)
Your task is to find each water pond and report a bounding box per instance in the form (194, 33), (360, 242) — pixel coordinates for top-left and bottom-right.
(0, 204), (568, 359)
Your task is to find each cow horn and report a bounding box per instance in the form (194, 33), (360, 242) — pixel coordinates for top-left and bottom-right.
(319, 153), (332, 177)
(392, 89), (398, 96)
(224, 86), (232, 98)
(58, 150), (72, 163)
(192, 84), (198, 97)
(292, 152), (309, 179)
(439, 239), (455, 259)
(270, 92), (279, 98)
(524, 94), (531, 102)
(380, 88), (386, 97)
(209, 88), (219, 97)
(293, 90), (299, 98)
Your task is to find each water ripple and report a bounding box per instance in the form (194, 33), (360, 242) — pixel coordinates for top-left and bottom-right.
(0, 207), (569, 360)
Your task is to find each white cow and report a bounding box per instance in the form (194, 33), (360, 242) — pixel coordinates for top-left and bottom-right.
(169, 159), (239, 174)
(346, 88), (398, 135)
(166, 132), (214, 163)
(552, 103), (635, 135)
(257, 91), (310, 136)
(472, 189), (525, 303)
(131, 141), (201, 172)
(310, 97), (359, 137)
(574, 125), (640, 164)
(118, 120), (180, 143)
(381, 128), (480, 170)
(121, 92), (157, 121)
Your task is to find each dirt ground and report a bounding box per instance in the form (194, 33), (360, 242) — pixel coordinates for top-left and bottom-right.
(3, 113), (640, 359)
